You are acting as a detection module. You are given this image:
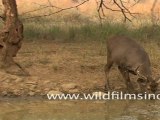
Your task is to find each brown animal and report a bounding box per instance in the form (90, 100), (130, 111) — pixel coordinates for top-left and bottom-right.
(105, 36), (158, 93)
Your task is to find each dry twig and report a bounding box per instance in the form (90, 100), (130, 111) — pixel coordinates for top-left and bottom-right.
(23, 0), (89, 19)
(96, 0), (139, 22)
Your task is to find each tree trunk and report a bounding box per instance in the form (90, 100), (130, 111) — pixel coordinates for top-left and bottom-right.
(0, 0), (28, 75)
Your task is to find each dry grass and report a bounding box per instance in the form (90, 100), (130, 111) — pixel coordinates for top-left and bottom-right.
(12, 40), (160, 93)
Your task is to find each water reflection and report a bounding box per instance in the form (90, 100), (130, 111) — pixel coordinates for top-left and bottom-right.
(0, 100), (159, 120)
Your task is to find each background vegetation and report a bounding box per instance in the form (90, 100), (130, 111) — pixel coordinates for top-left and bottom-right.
(23, 16), (160, 42)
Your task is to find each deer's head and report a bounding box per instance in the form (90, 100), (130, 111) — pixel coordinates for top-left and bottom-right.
(135, 65), (159, 93)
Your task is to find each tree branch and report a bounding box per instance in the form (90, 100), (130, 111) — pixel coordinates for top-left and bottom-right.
(96, 0), (139, 22)
(21, 0), (139, 22)
(21, 2), (61, 15)
(113, 0), (131, 22)
(23, 0), (89, 20)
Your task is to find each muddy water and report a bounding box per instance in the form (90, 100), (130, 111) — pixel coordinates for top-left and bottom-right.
(0, 99), (160, 120)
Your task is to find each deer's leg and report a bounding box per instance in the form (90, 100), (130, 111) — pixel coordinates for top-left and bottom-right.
(104, 60), (113, 91)
(118, 66), (134, 91)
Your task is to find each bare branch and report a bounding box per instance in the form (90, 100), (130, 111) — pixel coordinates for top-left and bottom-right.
(95, 0), (104, 25)
(129, 0), (141, 8)
(47, 0), (62, 9)
(23, 0), (89, 20)
(21, 0), (139, 23)
(21, 2), (61, 15)
(102, 3), (138, 14)
(96, 0), (139, 22)
(113, 0), (131, 22)
(21, 6), (52, 15)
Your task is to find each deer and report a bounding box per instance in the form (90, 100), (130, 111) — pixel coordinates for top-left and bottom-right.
(105, 36), (159, 93)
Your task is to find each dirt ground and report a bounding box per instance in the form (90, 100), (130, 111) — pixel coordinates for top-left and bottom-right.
(0, 40), (159, 97)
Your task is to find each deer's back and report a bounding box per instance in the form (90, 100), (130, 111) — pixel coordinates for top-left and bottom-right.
(107, 36), (151, 70)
